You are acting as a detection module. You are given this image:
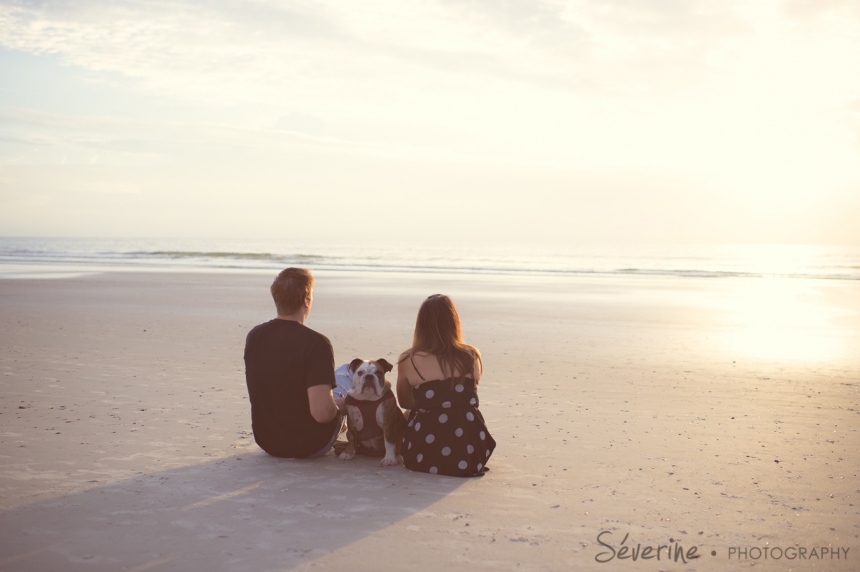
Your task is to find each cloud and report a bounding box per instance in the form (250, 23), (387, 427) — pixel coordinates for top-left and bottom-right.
(0, 0), (751, 107)
(0, 1), (362, 108)
(782, 0), (860, 20)
(845, 98), (860, 148)
(435, 0), (749, 91)
(440, 0), (746, 49)
(274, 112), (326, 135)
(437, 0), (587, 52)
(0, 105), (493, 168)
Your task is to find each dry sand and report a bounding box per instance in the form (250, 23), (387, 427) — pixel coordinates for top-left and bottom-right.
(0, 271), (858, 571)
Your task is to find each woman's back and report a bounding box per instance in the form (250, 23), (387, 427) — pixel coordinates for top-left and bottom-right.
(402, 350), (481, 387)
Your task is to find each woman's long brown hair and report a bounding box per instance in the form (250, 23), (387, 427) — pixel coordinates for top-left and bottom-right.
(408, 294), (480, 385)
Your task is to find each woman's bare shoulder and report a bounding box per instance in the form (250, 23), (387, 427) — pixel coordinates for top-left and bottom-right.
(397, 349), (413, 365)
(465, 345), (481, 358)
(466, 345), (482, 381)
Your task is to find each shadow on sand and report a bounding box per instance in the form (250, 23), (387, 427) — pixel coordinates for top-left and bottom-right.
(0, 450), (467, 571)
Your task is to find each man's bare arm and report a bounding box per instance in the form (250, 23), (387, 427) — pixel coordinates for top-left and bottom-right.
(307, 384), (338, 423)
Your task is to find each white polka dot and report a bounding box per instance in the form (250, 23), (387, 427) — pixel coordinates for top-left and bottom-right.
(467, 444), (474, 454)
(480, 431), (486, 440)
(486, 449), (490, 457)
(425, 389), (434, 398)
(477, 463), (483, 471)
(429, 466), (438, 474)
(458, 460), (467, 470)
(441, 446), (451, 456)
(455, 428), (464, 437)
(442, 401), (451, 408)
(455, 384), (464, 392)
(415, 422), (421, 431)
(466, 412), (474, 421)
(408, 441), (412, 449)
(417, 453), (423, 462)
(438, 413), (448, 423)
(425, 434), (435, 444)
(470, 397), (477, 405)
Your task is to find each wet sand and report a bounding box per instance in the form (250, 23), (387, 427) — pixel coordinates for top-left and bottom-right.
(1, 271), (858, 571)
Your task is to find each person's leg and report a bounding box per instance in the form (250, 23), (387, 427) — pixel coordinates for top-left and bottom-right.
(306, 416), (345, 459)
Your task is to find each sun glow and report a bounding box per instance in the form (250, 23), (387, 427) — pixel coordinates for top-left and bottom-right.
(719, 277), (854, 363)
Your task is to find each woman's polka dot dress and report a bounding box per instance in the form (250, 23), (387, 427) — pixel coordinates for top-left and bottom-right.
(402, 378), (495, 477)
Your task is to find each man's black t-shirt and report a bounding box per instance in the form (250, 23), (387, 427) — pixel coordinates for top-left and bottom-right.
(244, 319), (338, 458)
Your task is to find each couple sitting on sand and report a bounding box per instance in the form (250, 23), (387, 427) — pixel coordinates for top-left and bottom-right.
(243, 268), (496, 477)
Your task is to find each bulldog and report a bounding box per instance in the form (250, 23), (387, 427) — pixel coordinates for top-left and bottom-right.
(338, 358), (406, 466)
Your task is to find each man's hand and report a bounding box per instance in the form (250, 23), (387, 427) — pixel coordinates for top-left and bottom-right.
(334, 396), (346, 416)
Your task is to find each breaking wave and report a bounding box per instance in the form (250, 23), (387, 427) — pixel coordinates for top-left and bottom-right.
(1, 238), (858, 281)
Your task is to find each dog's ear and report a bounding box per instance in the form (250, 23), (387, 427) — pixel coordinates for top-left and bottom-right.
(348, 358), (364, 373)
(376, 358), (394, 373)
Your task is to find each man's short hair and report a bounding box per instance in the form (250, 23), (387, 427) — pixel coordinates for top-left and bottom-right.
(271, 268), (314, 316)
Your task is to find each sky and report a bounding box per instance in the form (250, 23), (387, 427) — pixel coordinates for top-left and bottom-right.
(1, 0), (859, 245)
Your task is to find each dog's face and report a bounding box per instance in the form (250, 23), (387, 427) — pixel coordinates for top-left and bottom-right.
(347, 358), (394, 401)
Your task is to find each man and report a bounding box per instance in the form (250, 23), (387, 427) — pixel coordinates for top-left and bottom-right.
(244, 267), (343, 458)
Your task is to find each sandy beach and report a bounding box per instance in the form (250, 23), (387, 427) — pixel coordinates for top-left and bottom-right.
(1, 270), (858, 571)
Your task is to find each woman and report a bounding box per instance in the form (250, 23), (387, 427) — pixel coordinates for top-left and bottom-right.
(397, 294), (495, 477)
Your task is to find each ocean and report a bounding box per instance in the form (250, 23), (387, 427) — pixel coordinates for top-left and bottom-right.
(0, 237), (857, 281)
